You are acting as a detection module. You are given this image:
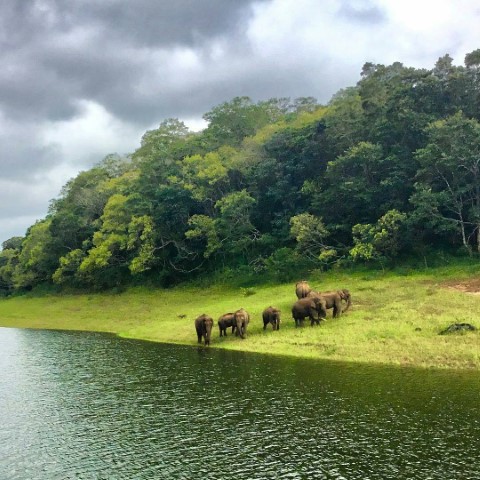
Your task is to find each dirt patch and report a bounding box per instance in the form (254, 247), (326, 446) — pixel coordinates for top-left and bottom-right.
(443, 279), (480, 295)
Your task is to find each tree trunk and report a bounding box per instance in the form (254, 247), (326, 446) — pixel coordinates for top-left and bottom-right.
(477, 224), (480, 253)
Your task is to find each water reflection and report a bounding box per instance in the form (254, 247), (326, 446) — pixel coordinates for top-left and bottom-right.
(0, 327), (479, 479)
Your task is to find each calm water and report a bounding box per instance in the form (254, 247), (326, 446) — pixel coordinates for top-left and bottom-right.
(0, 328), (479, 479)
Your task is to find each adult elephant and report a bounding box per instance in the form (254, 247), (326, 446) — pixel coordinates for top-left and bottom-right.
(262, 306), (281, 331)
(292, 297), (327, 327)
(295, 280), (311, 299)
(194, 314), (214, 346)
(218, 313), (236, 337)
(233, 308), (250, 339)
(308, 290), (343, 318)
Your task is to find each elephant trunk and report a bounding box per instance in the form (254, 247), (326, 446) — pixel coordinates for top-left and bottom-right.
(318, 303), (327, 321)
(237, 323), (245, 338)
(204, 324), (213, 346)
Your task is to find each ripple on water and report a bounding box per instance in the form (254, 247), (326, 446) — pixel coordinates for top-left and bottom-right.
(0, 328), (479, 479)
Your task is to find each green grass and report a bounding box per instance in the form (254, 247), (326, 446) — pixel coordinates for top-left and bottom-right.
(1, 265), (479, 369)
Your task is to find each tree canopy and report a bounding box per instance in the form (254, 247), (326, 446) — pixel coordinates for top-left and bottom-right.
(3, 50), (480, 293)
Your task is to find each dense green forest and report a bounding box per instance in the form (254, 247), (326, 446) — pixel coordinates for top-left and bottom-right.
(2, 51), (480, 293)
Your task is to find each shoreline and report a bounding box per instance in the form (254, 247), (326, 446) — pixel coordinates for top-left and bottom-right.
(1, 267), (479, 370)
(1, 323), (478, 372)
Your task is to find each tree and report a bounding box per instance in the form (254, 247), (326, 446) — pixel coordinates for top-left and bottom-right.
(434, 54), (454, 78)
(0, 239), (22, 288)
(127, 215), (156, 274)
(465, 49), (480, 69)
(52, 249), (86, 286)
(79, 194), (131, 278)
(186, 190), (257, 262)
(47, 167), (112, 257)
(174, 150), (230, 208)
(132, 118), (194, 207)
(202, 96), (280, 148)
(2, 237), (23, 251)
(134, 118), (191, 165)
(0, 248), (19, 293)
(350, 210), (407, 267)
(13, 220), (56, 289)
(316, 142), (406, 239)
(289, 213), (334, 262)
(413, 112), (480, 252)
(324, 87), (364, 158)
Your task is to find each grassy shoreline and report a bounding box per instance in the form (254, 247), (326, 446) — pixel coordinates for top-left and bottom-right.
(1, 266), (479, 370)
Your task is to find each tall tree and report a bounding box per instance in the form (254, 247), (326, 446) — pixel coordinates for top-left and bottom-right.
(315, 142), (406, 239)
(12, 221), (56, 289)
(412, 112), (480, 252)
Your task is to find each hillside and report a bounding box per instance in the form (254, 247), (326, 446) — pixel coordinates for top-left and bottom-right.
(2, 51), (480, 294)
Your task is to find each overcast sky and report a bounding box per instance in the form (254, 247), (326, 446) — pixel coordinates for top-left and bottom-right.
(1, 0), (479, 245)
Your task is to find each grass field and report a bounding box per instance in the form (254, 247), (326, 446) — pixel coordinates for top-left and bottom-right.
(1, 265), (479, 369)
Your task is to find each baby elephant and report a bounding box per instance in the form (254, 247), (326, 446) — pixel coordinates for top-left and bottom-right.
(194, 314), (214, 346)
(234, 308), (250, 339)
(262, 306), (281, 331)
(218, 313), (236, 337)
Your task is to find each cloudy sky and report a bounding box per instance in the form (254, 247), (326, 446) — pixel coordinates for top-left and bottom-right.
(1, 0), (479, 245)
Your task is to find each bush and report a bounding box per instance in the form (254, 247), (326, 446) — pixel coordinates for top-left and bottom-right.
(264, 248), (311, 282)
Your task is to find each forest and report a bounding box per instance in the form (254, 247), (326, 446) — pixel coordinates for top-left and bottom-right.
(2, 50), (480, 294)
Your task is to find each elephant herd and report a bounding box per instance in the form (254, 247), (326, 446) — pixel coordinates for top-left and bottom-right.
(292, 281), (351, 327)
(194, 280), (352, 346)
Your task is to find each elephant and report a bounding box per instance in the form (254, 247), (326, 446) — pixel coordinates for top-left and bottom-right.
(194, 314), (214, 346)
(262, 306), (281, 331)
(292, 297), (327, 327)
(308, 290), (344, 318)
(233, 308), (250, 339)
(295, 280), (312, 299)
(218, 313), (236, 337)
(337, 289), (352, 312)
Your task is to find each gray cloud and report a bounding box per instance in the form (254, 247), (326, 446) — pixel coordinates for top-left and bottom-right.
(1, 0), (255, 48)
(0, 0), (264, 123)
(337, 1), (386, 24)
(1, 0), (479, 244)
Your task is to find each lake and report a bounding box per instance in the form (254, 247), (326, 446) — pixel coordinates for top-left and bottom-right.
(0, 327), (479, 479)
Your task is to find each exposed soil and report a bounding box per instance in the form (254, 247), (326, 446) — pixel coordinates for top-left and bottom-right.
(443, 278), (480, 295)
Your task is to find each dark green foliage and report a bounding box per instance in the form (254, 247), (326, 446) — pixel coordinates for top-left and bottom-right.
(2, 237), (23, 251)
(6, 50), (480, 292)
(264, 247), (312, 282)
